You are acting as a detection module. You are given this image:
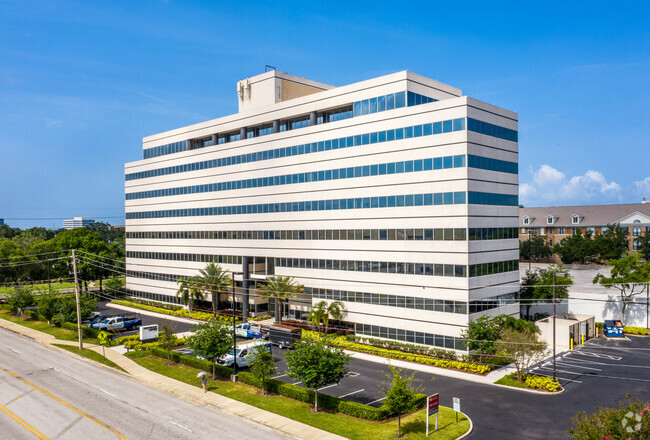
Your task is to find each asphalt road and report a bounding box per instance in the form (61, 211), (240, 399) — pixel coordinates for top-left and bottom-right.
(0, 328), (287, 440)
(93, 300), (198, 336)
(266, 335), (650, 439)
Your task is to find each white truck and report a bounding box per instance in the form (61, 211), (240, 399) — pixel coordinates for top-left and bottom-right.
(234, 323), (264, 339)
(216, 340), (271, 368)
(92, 316), (142, 332)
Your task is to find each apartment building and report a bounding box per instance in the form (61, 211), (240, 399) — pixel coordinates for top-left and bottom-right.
(125, 70), (520, 350)
(519, 202), (650, 263)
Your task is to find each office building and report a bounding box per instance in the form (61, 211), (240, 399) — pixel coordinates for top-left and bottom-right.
(63, 217), (95, 230)
(125, 70), (520, 350)
(519, 202), (650, 263)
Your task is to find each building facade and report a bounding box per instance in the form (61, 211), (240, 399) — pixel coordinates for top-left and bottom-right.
(125, 70), (520, 350)
(63, 217), (95, 230)
(519, 203), (650, 263)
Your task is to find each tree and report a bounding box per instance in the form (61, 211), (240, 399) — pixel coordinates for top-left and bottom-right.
(307, 301), (327, 333)
(186, 320), (233, 379)
(635, 229), (650, 261)
(323, 300), (345, 335)
(258, 276), (304, 324)
(519, 265), (573, 319)
(594, 224), (629, 262)
(0, 239), (28, 284)
(160, 321), (177, 366)
(104, 277), (125, 296)
(568, 395), (650, 440)
(520, 235), (553, 262)
(554, 230), (597, 265)
(285, 341), (349, 411)
(36, 290), (58, 326)
(495, 328), (547, 382)
(249, 345), (276, 396)
(55, 292), (97, 324)
(176, 276), (205, 312)
(461, 314), (504, 358)
(195, 262), (230, 317)
(593, 254), (650, 324)
(6, 288), (34, 315)
(380, 365), (423, 438)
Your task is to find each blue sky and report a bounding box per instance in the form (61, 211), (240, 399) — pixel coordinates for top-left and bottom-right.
(1, 0), (648, 229)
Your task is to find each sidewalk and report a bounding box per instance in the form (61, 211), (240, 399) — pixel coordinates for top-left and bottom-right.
(0, 318), (346, 440)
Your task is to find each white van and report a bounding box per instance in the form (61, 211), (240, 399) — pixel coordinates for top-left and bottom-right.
(216, 340), (271, 368)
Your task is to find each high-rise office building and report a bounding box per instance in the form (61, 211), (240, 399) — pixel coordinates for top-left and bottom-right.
(63, 217), (95, 230)
(125, 70), (519, 350)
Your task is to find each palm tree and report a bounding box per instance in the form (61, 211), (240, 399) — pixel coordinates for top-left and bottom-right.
(323, 300), (345, 335)
(176, 277), (204, 312)
(308, 301), (327, 334)
(196, 262), (231, 317)
(257, 276), (303, 324)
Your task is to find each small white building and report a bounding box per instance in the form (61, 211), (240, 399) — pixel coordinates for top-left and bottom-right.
(536, 313), (595, 351)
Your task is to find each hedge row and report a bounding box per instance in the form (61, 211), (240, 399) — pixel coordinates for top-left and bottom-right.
(304, 331), (492, 375)
(111, 300), (239, 324)
(16, 308), (102, 339)
(524, 374), (561, 392)
(124, 297), (183, 311)
(125, 337), (186, 351)
(623, 326), (649, 335)
(143, 348), (424, 420)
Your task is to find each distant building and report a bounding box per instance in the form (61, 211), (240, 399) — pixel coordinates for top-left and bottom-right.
(519, 202), (650, 263)
(0, 218), (4, 226)
(63, 217), (95, 230)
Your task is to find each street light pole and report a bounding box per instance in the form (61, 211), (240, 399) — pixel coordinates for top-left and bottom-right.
(230, 271), (243, 378)
(552, 271), (556, 382)
(528, 228), (532, 271)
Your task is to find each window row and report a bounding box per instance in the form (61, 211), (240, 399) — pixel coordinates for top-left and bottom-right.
(126, 227), (469, 241)
(467, 192), (518, 207)
(407, 91), (437, 107)
(468, 227), (519, 241)
(143, 140), (188, 160)
(468, 260), (519, 277)
(467, 154), (518, 174)
(355, 323), (466, 351)
(125, 191), (470, 220)
(317, 105), (353, 124)
(469, 292), (519, 314)
(127, 289), (182, 305)
(353, 91), (406, 117)
(467, 118), (518, 142)
(127, 115), (474, 181)
(126, 154), (467, 200)
(127, 251), (242, 264)
(313, 287), (467, 314)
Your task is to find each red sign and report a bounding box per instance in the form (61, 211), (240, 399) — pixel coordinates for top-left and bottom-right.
(427, 393), (439, 416)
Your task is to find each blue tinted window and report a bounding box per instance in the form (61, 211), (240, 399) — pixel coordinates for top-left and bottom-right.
(443, 156), (453, 169)
(443, 120), (453, 133)
(387, 130), (395, 141)
(370, 132), (378, 143)
(362, 100), (369, 115)
(378, 95), (386, 112)
(454, 155), (465, 167)
(423, 158), (432, 170)
(405, 126), (413, 138)
(434, 158), (442, 169)
(408, 91), (416, 106)
(395, 128), (404, 140)
(369, 98), (377, 114)
(434, 193), (443, 205)
(444, 192), (453, 204)
(433, 122), (442, 134)
(387, 93), (395, 110)
(378, 131), (386, 142)
(453, 118), (465, 131)
(423, 123), (432, 136)
(395, 91), (405, 108)
(414, 125), (422, 137)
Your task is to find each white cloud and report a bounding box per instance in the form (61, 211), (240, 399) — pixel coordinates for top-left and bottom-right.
(520, 165), (622, 206)
(634, 177), (650, 197)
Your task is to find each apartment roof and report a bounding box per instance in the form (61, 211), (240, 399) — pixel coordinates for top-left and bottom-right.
(519, 203), (650, 227)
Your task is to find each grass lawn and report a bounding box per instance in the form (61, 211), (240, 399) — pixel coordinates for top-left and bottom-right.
(494, 374), (527, 389)
(126, 352), (470, 440)
(0, 281), (76, 294)
(0, 310), (100, 344)
(53, 344), (125, 372)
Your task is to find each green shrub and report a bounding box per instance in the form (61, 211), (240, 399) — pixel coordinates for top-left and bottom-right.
(595, 322), (604, 329)
(149, 347), (233, 379)
(248, 314), (272, 322)
(124, 297), (183, 311)
(525, 374), (561, 392)
(623, 326), (649, 335)
(59, 322), (100, 338)
(568, 395), (650, 439)
(304, 331), (492, 375)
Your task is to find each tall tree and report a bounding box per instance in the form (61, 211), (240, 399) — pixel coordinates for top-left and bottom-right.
(519, 265), (573, 319)
(635, 229), (650, 261)
(495, 328), (548, 382)
(249, 345), (276, 396)
(257, 276), (303, 324)
(160, 321), (178, 366)
(553, 230), (597, 264)
(36, 289), (58, 326)
(323, 300), (345, 335)
(285, 341), (349, 412)
(196, 262), (231, 317)
(0, 239), (28, 284)
(307, 301), (327, 333)
(379, 365), (423, 438)
(176, 276), (205, 311)
(520, 235), (553, 262)
(595, 224), (629, 262)
(186, 321), (233, 379)
(593, 254), (650, 324)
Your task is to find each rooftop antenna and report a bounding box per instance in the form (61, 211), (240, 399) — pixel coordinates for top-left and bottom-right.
(265, 65), (276, 72)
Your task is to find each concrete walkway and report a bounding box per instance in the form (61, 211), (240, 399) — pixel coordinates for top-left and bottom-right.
(0, 318), (346, 440)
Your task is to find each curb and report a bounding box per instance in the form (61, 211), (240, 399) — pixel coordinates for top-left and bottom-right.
(454, 410), (474, 440)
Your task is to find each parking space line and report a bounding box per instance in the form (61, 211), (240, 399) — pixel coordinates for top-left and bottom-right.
(271, 374), (287, 379)
(538, 366), (584, 376)
(555, 361), (601, 371)
(570, 351), (622, 361)
(367, 397), (387, 405)
(533, 372), (582, 383)
(291, 381), (302, 385)
(338, 389), (364, 399)
(317, 384), (338, 391)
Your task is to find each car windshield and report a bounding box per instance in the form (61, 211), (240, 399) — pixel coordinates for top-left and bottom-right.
(100, 318), (111, 323)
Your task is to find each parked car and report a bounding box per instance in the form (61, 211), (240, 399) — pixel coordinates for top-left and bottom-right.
(268, 324), (301, 349)
(216, 340), (272, 368)
(235, 323), (264, 339)
(92, 315), (142, 332)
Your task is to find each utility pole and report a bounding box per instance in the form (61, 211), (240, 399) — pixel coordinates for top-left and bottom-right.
(72, 250), (83, 350)
(552, 271), (556, 382)
(47, 258), (51, 291)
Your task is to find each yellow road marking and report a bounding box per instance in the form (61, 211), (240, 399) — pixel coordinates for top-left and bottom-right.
(0, 402), (50, 439)
(0, 365), (126, 440)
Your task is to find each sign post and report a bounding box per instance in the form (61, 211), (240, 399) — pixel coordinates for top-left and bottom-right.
(426, 393), (439, 436)
(453, 397), (460, 422)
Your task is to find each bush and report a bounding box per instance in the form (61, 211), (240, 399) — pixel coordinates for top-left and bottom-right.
(124, 297), (183, 311)
(304, 331), (492, 375)
(524, 374), (561, 392)
(623, 326), (649, 335)
(248, 314), (272, 322)
(111, 300), (238, 324)
(149, 347), (232, 378)
(595, 322), (604, 330)
(6, 288), (34, 314)
(568, 395), (650, 439)
(60, 322), (101, 338)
